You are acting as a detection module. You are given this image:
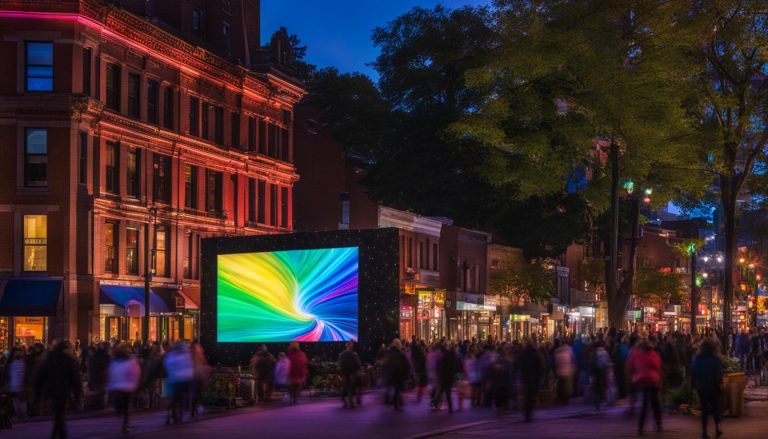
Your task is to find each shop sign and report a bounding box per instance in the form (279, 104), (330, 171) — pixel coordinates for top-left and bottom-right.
(432, 307), (442, 318)
(400, 307), (413, 319)
(417, 310), (430, 320)
(484, 295), (500, 307)
(418, 291), (432, 307)
(510, 314), (529, 322)
(578, 306), (596, 317)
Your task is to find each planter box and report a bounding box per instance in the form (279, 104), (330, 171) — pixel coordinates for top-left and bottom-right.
(722, 372), (746, 417)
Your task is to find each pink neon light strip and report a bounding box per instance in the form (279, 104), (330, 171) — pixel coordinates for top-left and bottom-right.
(0, 10), (283, 103)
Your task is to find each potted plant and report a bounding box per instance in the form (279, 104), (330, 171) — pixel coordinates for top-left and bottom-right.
(722, 357), (746, 417)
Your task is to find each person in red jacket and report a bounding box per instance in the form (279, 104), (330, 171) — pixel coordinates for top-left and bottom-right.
(627, 336), (663, 436)
(287, 342), (308, 405)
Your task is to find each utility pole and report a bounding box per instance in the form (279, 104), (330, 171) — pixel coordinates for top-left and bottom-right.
(143, 207), (156, 345)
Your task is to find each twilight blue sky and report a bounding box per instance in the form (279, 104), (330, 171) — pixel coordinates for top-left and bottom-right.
(260, 0), (490, 82)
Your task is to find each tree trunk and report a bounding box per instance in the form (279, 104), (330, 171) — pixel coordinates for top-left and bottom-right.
(720, 175), (737, 354)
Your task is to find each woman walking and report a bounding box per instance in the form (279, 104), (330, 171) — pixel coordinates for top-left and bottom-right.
(107, 342), (141, 433)
(627, 337), (663, 436)
(286, 342), (308, 405)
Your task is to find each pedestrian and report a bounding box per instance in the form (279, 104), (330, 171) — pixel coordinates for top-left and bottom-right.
(35, 340), (81, 439)
(517, 341), (544, 422)
(250, 345), (276, 403)
(163, 341), (194, 425)
(87, 342), (110, 409)
(190, 341), (210, 417)
(627, 337), (663, 436)
(286, 342), (308, 405)
(107, 342), (141, 433)
(434, 343), (457, 413)
(411, 341), (428, 403)
(5, 347), (26, 420)
(337, 341), (362, 408)
(383, 339), (410, 411)
(274, 352), (290, 397)
(554, 339), (575, 405)
(591, 339), (612, 410)
(692, 338), (724, 439)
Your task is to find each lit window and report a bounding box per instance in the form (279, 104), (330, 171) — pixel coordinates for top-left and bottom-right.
(126, 228), (139, 275)
(154, 226), (168, 277)
(26, 42), (53, 92)
(104, 221), (117, 273)
(23, 215), (47, 271)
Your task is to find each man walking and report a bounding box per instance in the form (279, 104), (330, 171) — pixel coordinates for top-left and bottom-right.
(693, 338), (724, 439)
(36, 341), (81, 439)
(337, 341), (362, 408)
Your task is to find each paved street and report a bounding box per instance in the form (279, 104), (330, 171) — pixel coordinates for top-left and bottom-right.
(5, 393), (768, 439)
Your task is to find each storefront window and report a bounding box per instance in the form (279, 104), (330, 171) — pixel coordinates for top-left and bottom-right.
(0, 317), (8, 351)
(23, 214), (47, 271)
(13, 316), (46, 347)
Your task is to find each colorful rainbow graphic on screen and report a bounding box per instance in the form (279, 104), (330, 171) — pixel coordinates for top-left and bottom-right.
(216, 247), (358, 343)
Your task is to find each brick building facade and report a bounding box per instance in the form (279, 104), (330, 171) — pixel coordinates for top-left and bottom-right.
(0, 0), (303, 349)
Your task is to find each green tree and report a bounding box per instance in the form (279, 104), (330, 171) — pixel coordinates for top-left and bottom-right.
(682, 1), (768, 351)
(490, 260), (555, 304)
(453, 0), (707, 328)
(634, 269), (687, 308)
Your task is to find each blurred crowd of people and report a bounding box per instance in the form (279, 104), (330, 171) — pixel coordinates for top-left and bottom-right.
(0, 338), (210, 437)
(375, 328), (761, 438)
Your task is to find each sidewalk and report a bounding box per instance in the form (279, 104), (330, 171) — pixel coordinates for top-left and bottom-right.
(427, 400), (768, 439)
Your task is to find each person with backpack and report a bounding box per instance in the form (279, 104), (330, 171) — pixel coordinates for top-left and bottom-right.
(692, 338), (724, 439)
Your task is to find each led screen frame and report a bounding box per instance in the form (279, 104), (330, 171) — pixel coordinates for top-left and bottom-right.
(201, 229), (399, 365)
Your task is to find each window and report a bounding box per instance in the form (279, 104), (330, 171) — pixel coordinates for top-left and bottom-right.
(269, 184), (278, 226)
(127, 73), (140, 118)
(248, 117), (255, 151)
(24, 128), (48, 187)
(419, 241), (424, 269)
(257, 179), (266, 224)
(267, 123), (276, 157)
(202, 102), (210, 140)
(153, 154), (171, 203)
(105, 142), (119, 194)
(231, 112), (240, 149)
(189, 97), (199, 137)
(105, 63), (120, 111)
(214, 106), (224, 145)
(407, 237), (413, 267)
(280, 187), (289, 228)
(433, 243), (439, 271)
(223, 22), (231, 51)
(126, 149), (139, 197)
(206, 170), (222, 214)
(26, 42), (53, 92)
(248, 178), (256, 223)
(78, 132), (88, 185)
(23, 215), (47, 271)
(104, 220), (117, 273)
(154, 226), (168, 277)
(258, 118), (266, 154)
(192, 9), (204, 32)
(280, 127), (290, 161)
(184, 164), (198, 209)
(83, 47), (92, 96)
(163, 88), (174, 129)
(126, 227), (138, 275)
(184, 233), (194, 278)
(147, 80), (159, 124)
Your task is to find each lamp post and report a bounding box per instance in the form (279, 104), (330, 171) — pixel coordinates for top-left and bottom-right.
(687, 242), (697, 335)
(143, 206), (157, 345)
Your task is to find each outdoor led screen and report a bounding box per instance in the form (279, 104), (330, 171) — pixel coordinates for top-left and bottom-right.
(216, 247), (359, 343)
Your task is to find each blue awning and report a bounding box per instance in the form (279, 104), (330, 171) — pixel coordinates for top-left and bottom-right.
(0, 279), (62, 316)
(99, 285), (169, 314)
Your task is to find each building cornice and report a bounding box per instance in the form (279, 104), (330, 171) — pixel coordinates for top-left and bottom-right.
(0, 1), (305, 106)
